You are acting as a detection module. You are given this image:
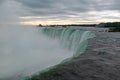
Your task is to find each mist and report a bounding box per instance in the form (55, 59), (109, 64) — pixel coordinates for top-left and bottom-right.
(0, 1), (73, 79)
(0, 0), (26, 25)
(0, 25), (73, 79)
(0, 0), (96, 80)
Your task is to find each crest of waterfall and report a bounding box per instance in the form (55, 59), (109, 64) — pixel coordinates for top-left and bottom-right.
(41, 27), (95, 57)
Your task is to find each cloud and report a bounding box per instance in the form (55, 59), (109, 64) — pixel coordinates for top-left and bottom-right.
(1, 0), (120, 25)
(17, 0), (120, 14)
(0, 0), (5, 5)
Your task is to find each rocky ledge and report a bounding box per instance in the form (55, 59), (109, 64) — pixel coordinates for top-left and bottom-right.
(29, 32), (120, 80)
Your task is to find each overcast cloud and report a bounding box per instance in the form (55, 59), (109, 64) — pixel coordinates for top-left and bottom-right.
(0, 0), (120, 25)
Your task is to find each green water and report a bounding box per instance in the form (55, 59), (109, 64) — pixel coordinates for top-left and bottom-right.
(42, 27), (95, 57)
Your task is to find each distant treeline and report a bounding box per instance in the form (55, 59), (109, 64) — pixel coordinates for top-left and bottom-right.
(38, 22), (120, 28)
(61, 24), (97, 27)
(97, 22), (120, 27)
(38, 24), (97, 27)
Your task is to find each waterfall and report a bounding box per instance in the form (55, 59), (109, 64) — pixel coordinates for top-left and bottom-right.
(22, 27), (95, 80)
(42, 27), (95, 57)
(0, 26), (95, 80)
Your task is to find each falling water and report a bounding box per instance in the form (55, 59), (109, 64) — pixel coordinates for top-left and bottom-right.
(0, 26), (95, 80)
(42, 27), (95, 57)
(22, 27), (95, 80)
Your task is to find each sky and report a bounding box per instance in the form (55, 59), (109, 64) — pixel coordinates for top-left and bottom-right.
(0, 0), (120, 25)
